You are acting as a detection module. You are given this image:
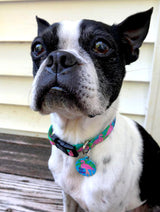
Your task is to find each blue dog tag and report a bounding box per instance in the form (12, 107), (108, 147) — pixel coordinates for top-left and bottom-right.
(76, 156), (96, 177)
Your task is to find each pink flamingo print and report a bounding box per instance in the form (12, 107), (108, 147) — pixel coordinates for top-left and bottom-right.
(106, 125), (113, 136)
(80, 160), (94, 175)
(68, 150), (74, 157)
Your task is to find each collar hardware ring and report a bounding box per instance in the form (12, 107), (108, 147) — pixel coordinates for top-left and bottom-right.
(82, 140), (90, 155)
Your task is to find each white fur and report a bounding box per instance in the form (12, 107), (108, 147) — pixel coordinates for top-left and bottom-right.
(50, 99), (118, 144)
(57, 20), (108, 116)
(58, 20), (81, 51)
(48, 109), (144, 212)
(31, 58), (48, 111)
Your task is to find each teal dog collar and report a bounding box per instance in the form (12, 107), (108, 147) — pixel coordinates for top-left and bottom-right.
(48, 118), (116, 158)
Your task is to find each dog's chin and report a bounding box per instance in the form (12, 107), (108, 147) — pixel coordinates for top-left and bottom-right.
(40, 93), (82, 118)
(32, 88), (106, 119)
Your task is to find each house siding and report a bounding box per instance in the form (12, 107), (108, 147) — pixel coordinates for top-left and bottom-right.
(0, 0), (159, 144)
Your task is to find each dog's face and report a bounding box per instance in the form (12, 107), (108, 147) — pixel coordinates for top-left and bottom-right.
(31, 9), (152, 118)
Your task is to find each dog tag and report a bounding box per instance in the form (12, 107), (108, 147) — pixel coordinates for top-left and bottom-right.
(76, 156), (96, 177)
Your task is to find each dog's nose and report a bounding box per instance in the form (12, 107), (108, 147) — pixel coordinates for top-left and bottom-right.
(46, 51), (78, 74)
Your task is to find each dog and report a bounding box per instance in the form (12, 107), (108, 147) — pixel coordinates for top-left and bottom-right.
(30, 8), (160, 212)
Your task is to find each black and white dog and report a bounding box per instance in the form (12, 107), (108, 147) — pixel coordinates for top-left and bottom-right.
(31, 8), (160, 212)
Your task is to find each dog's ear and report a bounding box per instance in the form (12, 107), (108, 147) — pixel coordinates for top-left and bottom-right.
(117, 8), (153, 64)
(36, 16), (50, 36)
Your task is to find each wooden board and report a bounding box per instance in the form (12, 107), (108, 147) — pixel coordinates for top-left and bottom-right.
(0, 173), (63, 212)
(0, 173), (159, 212)
(0, 172), (159, 212)
(0, 134), (159, 212)
(0, 133), (53, 180)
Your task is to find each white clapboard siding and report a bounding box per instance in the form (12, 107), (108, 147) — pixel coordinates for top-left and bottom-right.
(0, 42), (32, 77)
(0, 104), (50, 137)
(0, 77), (149, 115)
(0, 42), (153, 105)
(120, 82), (149, 116)
(0, 43), (154, 79)
(0, 0), (158, 42)
(0, 76), (32, 105)
(125, 43), (154, 82)
(145, 11), (160, 143)
(0, 0), (159, 140)
(0, 104), (145, 137)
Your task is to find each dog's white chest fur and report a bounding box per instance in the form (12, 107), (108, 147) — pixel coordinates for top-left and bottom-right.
(48, 114), (143, 211)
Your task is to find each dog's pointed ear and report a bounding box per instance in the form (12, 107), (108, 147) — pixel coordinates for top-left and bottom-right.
(118, 8), (153, 64)
(36, 16), (50, 36)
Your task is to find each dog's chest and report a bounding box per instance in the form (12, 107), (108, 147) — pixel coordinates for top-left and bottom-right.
(48, 116), (143, 211)
(48, 148), (86, 205)
(49, 147), (134, 211)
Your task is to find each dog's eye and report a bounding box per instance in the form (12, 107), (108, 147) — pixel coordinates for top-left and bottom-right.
(33, 43), (45, 56)
(93, 41), (109, 54)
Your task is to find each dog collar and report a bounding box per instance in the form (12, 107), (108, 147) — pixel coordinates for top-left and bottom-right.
(48, 118), (116, 158)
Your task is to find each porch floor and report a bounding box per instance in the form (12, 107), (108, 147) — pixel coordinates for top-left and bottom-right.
(0, 133), (63, 212)
(0, 133), (159, 212)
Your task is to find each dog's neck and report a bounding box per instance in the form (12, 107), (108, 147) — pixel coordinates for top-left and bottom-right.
(50, 99), (119, 145)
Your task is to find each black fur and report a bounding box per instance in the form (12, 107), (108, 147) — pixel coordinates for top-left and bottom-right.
(79, 20), (125, 108)
(136, 122), (160, 207)
(78, 8), (152, 107)
(117, 8), (153, 64)
(31, 22), (59, 76)
(36, 16), (50, 36)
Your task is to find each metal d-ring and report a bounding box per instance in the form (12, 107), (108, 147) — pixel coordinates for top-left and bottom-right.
(83, 140), (90, 155)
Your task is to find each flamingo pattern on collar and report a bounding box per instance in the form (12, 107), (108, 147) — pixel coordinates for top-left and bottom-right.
(48, 118), (116, 157)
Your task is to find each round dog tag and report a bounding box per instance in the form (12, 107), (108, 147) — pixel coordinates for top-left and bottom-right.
(76, 156), (96, 177)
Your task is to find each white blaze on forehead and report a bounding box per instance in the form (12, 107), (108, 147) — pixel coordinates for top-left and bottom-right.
(58, 20), (82, 50)
(57, 20), (108, 115)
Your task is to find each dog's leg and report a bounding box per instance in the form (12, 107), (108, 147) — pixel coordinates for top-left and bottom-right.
(127, 204), (157, 212)
(62, 191), (85, 212)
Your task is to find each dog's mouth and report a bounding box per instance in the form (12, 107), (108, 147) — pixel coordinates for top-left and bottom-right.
(31, 70), (107, 117)
(50, 86), (66, 92)
(32, 80), (81, 115)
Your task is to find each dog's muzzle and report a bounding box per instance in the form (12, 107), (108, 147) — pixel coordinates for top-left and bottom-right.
(31, 50), (81, 112)
(31, 49), (103, 116)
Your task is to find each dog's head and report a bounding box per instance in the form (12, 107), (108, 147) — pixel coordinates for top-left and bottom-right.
(31, 8), (152, 118)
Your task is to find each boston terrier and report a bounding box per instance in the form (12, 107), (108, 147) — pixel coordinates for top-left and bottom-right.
(30, 8), (160, 212)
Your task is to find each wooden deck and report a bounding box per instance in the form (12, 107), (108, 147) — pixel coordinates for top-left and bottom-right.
(0, 173), (63, 212)
(0, 133), (63, 212)
(0, 133), (159, 212)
